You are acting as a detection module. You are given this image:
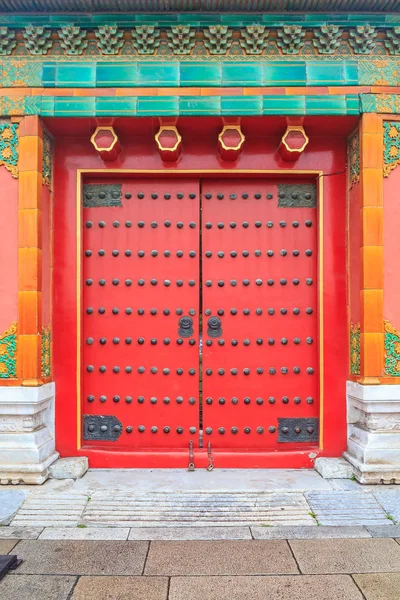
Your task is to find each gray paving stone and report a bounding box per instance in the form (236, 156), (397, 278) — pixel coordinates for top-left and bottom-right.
(372, 489), (400, 523)
(290, 538), (400, 574)
(169, 575), (363, 600)
(251, 526), (371, 539)
(39, 527), (130, 540)
(15, 540), (148, 575)
(353, 573), (400, 600)
(305, 491), (390, 525)
(128, 526), (251, 540)
(314, 457), (354, 479)
(0, 527), (42, 539)
(366, 525), (400, 537)
(0, 539), (18, 553)
(0, 491), (27, 525)
(71, 576), (169, 600)
(0, 575), (76, 600)
(145, 540), (298, 576)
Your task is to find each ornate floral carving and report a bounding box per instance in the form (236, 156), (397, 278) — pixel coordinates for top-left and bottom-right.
(313, 25), (342, 55)
(41, 324), (51, 377)
(43, 130), (53, 189)
(349, 25), (377, 55)
(95, 25), (124, 55)
(0, 322), (17, 379)
(0, 123), (18, 178)
(385, 27), (400, 56)
(348, 128), (360, 189)
(167, 25), (195, 55)
(383, 121), (400, 177)
(239, 25), (269, 55)
(58, 25), (88, 55)
(0, 27), (16, 56)
(23, 26), (53, 55)
(350, 323), (361, 376)
(204, 25), (232, 55)
(277, 25), (305, 55)
(384, 320), (400, 376)
(132, 25), (160, 55)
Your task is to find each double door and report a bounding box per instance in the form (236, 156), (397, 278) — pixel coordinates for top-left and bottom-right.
(81, 177), (318, 455)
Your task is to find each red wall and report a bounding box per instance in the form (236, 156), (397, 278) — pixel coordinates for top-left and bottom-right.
(50, 115), (351, 465)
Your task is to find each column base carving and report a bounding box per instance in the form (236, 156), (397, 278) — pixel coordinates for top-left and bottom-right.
(345, 381), (400, 484)
(0, 383), (58, 485)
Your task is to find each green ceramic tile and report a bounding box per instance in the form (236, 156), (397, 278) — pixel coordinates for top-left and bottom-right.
(179, 96), (221, 115)
(96, 63), (138, 86)
(53, 97), (96, 116)
(222, 63), (263, 86)
(40, 97), (55, 117)
(221, 96), (262, 115)
(305, 95), (347, 114)
(262, 95), (306, 115)
(55, 63), (96, 87)
(41, 63), (56, 87)
(263, 62), (307, 86)
(138, 62), (179, 86)
(137, 96), (179, 116)
(346, 95), (361, 114)
(96, 97), (137, 116)
(306, 62), (345, 85)
(180, 62), (222, 86)
(343, 61), (359, 86)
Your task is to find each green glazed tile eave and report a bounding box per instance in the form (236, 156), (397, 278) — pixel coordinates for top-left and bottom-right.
(3, 93), (400, 117)
(2, 13), (400, 28)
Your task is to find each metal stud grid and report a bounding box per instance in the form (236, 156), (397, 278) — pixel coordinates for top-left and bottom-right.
(201, 179), (319, 449)
(82, 177), (319, 453)
(82, 178), (200, 448)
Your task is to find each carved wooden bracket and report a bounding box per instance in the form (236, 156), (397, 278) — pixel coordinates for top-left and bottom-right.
(155, 125), (182, 162)
(278, 125), (309, 162)
(217, 125), (245, 161)
(90, 126), (121, 162)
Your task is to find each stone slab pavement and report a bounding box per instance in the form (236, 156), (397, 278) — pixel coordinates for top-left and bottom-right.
(2, 469), (400, 534)
(2, 538), (400, 599)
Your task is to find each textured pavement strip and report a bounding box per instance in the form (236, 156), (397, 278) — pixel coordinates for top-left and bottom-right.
(305, 491), (391, 526)
(10, 493), (89, 527)
(81, 491), (316, 527)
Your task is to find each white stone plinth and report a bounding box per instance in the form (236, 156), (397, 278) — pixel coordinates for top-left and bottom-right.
(344, 381), (400, 484)
(0, 383), (58, 484)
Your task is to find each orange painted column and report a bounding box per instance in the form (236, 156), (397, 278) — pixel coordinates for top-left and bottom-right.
(17, 116), (44, 386)
(358, 113), (384, 384)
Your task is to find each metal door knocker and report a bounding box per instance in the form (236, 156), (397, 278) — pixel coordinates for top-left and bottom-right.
(178, 316), (194, 337)
(207, 316), (222, 338)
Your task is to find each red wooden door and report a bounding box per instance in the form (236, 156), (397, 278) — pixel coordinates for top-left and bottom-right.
(201, 178), (319, 450)
(82, 178), (200, 449)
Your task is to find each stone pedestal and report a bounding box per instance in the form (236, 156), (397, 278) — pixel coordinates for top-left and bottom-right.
(344, 381), (400, 484)
(0, 383), (58, 484)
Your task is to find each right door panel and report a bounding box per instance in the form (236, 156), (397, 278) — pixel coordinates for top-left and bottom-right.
(201, 178), (319, 450)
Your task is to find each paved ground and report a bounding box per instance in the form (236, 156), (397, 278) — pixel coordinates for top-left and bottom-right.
(2, 537), (400, 599)
(2, 470), (400, 597)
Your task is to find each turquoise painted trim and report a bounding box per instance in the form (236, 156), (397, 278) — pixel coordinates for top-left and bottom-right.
(0, 93), (361, 117)
(38, 60), (361, 89)
(1, 13), (399, 28)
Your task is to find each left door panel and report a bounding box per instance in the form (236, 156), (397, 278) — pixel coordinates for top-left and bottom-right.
(81, 178), (200, 450)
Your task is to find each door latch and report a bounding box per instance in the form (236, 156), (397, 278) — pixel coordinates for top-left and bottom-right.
(188, 440), (195, 471)
(207, 441), (214, 471)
